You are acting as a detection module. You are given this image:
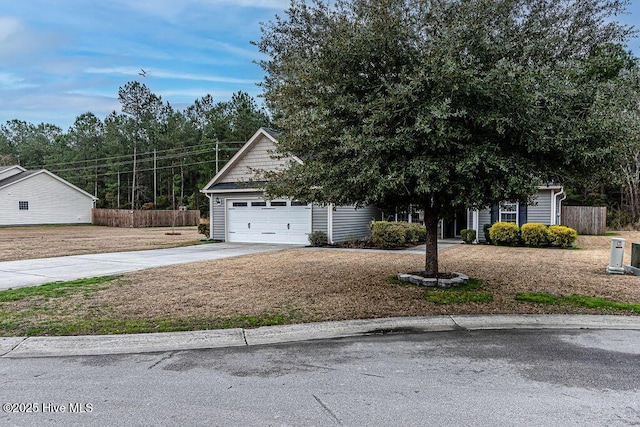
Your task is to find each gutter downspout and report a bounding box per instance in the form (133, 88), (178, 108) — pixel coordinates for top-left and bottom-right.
(556, 187), (566, 225)
(472, 209), (479, 244)
(550, 189), (557, 225)
(327, 204), (334, 244)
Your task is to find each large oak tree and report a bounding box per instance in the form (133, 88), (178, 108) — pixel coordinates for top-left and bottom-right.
(256, 0), (634, 275)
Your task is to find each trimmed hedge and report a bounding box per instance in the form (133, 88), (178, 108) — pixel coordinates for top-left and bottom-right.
(460, 229), (476, 244)
(308, 230), (328, 246)
(483, 223), (493, 244)
(370, 221), (426, 248)
(547, 225), (578, 248)
(487, 222), (578, 248)
(521, 223), (549, 247)
(488, 222), (521, 246)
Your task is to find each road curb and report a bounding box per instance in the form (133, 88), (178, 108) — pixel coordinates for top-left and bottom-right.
(2, 314), (640, 358)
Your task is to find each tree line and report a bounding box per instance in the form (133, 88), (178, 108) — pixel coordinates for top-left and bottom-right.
(0, 83), (271, 214)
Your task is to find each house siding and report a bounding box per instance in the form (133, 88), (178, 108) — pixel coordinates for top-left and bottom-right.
(477, 209), (492, 241)
(220, 135), (290, 183)
(331, 205), (381, 243)
(0, 173), (95, 225)
(312, 204), (328, 234)
(527, 190), (552, 224)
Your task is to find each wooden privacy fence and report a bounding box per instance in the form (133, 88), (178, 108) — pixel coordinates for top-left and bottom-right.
(92, 209), (200, 228)
(561, 206), (606, 235)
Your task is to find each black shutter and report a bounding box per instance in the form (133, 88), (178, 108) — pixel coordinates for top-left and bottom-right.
(490, 204), (499, 224)
(518, 204), (528, 225)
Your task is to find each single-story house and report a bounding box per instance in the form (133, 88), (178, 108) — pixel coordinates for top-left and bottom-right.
(0, 165), (98, 226)
(201, 128), (380, 244)
(389, 184), (565, 242)
(468, 185), (566, 242)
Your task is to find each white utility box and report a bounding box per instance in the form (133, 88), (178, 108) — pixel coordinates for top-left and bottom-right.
(607, 238), (625, 275)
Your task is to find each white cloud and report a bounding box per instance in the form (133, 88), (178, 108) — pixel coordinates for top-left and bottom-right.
(0, 72), (36, 90)
(0, 16), (21, 42)
(84, 67), (258, 85)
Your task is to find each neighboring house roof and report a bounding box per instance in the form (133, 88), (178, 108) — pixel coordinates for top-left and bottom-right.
(0, 168), (98, 200)
(202, 128), (302, 193)
(0, 170), (40, 188)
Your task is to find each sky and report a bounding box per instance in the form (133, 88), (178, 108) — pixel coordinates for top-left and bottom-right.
(0, 0), (290, 131)
(0, 0), (639, 132)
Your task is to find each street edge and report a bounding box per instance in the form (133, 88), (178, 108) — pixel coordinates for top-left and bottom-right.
(2, 314), (640, 358)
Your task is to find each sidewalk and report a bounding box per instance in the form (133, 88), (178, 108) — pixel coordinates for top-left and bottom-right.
(2, 314), (640, 358)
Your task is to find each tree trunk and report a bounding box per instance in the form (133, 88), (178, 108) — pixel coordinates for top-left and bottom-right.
(423, 206), (439, 277)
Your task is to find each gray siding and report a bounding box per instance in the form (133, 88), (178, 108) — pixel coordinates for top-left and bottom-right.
(477, 209), (492, 241)
(331, 205), (381, 243)
(0, 173), (95, 225)
(312, 204), (328, 234)
(527, 190), (552, 224)
(220, 135), (291, 183)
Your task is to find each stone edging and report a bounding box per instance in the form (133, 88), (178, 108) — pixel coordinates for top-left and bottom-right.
(397, 272), (469, 288)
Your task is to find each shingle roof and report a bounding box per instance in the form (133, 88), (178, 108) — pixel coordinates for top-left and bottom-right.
(0, 170), (39, 189)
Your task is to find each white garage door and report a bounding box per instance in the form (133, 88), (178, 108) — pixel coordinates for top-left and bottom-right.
(227, 199), (311, 244)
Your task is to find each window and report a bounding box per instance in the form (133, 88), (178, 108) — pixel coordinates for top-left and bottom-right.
(270, 201), (287, 207)
(499, 202), (518, 224)
(251, 201), (267, 207)
(291, 201), (308, 206)
(18, 201), (29, 211)
(232, 202), (247, 207)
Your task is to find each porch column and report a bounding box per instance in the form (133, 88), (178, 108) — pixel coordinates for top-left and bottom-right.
(472, 209), (479, 244)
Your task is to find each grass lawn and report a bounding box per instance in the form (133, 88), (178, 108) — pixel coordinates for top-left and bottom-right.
(0, 231), (639, 336)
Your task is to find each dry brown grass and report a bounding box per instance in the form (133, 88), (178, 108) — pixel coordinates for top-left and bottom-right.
(2, 230), (639, 336)
(0, 225), (201, 261)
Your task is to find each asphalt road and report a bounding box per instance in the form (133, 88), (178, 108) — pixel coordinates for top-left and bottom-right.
(1, 328), (639, 426)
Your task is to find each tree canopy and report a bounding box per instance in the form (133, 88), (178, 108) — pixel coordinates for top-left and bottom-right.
(0, 86), (271, 213)
(256, 0), (635, 274)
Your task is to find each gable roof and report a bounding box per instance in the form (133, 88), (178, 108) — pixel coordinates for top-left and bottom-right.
(0, 168), (98, 200)
(0, 165), (24, 172)
(201, 128), (302, 193)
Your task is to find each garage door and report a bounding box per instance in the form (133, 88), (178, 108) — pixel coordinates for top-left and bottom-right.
(227, 199), (311, 244)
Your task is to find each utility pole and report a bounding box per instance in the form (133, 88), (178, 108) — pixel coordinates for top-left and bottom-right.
(154, 148), (157, 207)
(215, 140), (219, 174)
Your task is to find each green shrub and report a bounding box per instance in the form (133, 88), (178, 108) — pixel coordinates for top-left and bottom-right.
(521, 223), (549, 247)
(489, 222), (521, 246)
(198, 221), (209, 237)
(405, 223), (426, 243)
(308, 231), (328, 246)
(546, 225), (578, 248)
(371, 221), (407, 248)
(460, 229), (476, 244)
(483, 223), (493, 244)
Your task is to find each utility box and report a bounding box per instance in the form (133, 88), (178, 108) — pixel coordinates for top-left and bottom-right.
(632, 243), (640, 268)
(607, 238), (625, 274)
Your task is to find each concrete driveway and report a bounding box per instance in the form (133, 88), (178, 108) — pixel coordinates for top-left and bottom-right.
(0, 242), (295, 291)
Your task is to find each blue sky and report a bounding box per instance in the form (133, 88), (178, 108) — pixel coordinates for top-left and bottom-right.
(0, 0), (289, 130)
(0, 0), (639, 131)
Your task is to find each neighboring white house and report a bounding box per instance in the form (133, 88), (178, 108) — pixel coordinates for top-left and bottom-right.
(201, 128), (380, 244)
(0, 165), (98, 226)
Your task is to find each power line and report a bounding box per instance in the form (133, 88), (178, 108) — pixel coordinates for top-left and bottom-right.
(38, 140), (246, 169)
(48, 145), (243, 174)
